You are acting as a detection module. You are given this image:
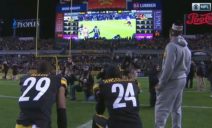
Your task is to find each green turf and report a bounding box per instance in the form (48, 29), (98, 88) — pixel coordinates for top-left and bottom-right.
(78, 19), (136, 39)
(0, 76), (212, 128)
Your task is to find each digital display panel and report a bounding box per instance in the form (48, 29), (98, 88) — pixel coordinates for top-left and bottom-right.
(55, 4), (162, 40)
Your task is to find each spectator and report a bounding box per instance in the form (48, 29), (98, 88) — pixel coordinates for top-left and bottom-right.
(207, 57), (212, 97)
(185, 60), (196, 88)
(196, 61), (206, 91)
(71, 66), (94, 101)
(3, 61), (9, 79)
(12, 63), (18, 80)
(64, 57), (78, 99)
(148, 64), (160, 107)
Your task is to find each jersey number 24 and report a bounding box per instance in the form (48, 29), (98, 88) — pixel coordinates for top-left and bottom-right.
(112, 83), (137, 109)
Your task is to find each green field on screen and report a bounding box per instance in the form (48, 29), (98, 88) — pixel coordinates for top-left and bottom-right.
(78, 19), (136, 39)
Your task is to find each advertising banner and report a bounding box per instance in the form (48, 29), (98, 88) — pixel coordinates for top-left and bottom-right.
(12, 19), (39, 29)
(56, 4), (87, 13)
(154, 10), (162, 30)
(186, 12), (212, 25)
(88, 0), (126, 10)
(185, 12), (212, 34)
(12, 19), (39, 37)
(128, 2), (161, 10)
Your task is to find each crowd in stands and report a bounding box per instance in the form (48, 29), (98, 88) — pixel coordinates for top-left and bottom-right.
(78, 11), (134, 21)
(0, 37), (54, 50)
(0, 33), (211, 51)
(71, 38), (167, 50)
(0, 33), (211, 78)
(187, 34), (212, 50)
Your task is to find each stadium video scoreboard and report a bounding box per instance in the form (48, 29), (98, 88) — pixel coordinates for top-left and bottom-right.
(55, 3), (162, 40)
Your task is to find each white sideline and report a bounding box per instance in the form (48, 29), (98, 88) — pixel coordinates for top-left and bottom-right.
(1, 94), (212, 109)
(0, 95), (18, 99)
(183, 105), (212, 109)
(77, 120), (92, 128)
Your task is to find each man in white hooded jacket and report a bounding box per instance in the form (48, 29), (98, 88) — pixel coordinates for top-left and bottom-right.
(155, 22), (191, 128)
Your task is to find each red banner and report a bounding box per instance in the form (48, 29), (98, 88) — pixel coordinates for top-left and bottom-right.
(186, 13), (212, 25)
(88, 0), (126, 10)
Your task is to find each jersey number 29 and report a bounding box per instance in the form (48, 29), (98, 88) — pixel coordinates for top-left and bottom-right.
(19, 77), (51, 102)
(112, 83), (137, 109)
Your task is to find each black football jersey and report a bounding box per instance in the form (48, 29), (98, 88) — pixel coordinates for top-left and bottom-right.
(17, 74), (67, 128)
(97, 78), (142, 128)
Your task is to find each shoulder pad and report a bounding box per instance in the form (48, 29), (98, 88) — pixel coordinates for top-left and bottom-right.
(93, 83), (100, 92)
(61, 77), (68, 88)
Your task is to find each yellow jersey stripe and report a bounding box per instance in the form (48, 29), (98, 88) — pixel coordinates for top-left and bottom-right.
(96, 114), (108, 119)
(15, 124), (32, 128)
(96, 123), (104, 128)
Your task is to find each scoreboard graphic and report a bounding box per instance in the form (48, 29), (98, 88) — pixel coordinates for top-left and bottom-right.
(63, 13), (79, 39)
(136, 10), (153, 39)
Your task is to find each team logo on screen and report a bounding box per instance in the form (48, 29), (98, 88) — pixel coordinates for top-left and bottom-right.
(137, 14), (147, 20)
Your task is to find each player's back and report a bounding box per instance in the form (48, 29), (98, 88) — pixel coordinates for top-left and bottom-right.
(17, 74), (62, 128)
(100, 78), (142, 128)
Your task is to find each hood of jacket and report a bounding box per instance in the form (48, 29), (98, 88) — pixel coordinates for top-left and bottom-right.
(172, 35), (187, 47)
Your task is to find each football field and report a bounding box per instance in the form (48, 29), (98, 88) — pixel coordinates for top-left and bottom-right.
(0, 76), (212, 128)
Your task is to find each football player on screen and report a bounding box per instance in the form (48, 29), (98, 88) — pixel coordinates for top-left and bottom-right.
(15, 60), (68, 128)
(78, 25), (89, 39)
(82, 27), (89, 39)
(92, 65), (143, 128)
(78, 24), (84, 35)
(125, 16), (132, 27)
(89, 26), (100, 39)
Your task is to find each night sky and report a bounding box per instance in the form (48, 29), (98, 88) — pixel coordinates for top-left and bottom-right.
(0, 0), (211, 38)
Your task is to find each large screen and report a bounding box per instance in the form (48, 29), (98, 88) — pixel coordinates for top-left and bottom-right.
(55, 2), (162, 39)
(62, 10), (157, 39)
(55, 5), (162, 40)
(77, 11), (136, 39)
(61, 11), (137, 39)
